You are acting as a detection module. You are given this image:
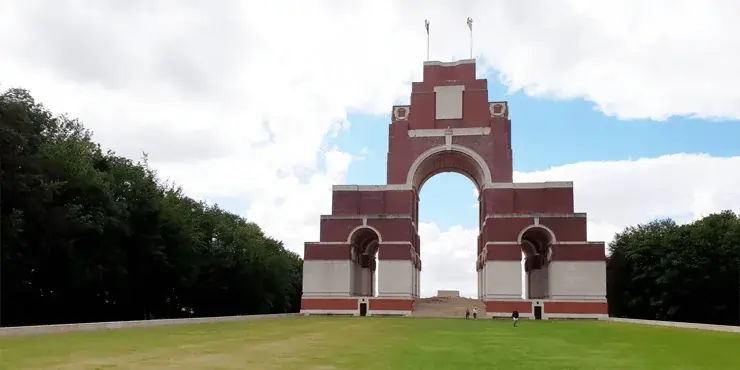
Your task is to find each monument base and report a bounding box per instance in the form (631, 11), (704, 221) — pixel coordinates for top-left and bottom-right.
(484, 299), (608, 319)
(300, 297), (413, 316)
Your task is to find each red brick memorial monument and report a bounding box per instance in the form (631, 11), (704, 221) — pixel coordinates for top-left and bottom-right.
(301, 59), (608, 319)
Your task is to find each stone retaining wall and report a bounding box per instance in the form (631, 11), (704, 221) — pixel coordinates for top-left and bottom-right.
(436, 290), (460, 297)
(0, 313), (299, 337)
(602, 317), (740, 333)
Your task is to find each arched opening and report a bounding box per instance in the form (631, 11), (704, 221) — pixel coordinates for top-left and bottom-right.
(348, 227), (380, 297)
(418, 173), (479, 298)
(519, 226), (554, 299)
(409, 146), (488, 299)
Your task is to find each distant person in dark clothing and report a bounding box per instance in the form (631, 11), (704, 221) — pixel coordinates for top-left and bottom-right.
(465, 308), (470, 319)
(512, 310), (520, 327)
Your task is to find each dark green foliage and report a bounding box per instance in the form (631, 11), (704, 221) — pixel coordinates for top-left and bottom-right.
(607, 212), (740, 325)
(0, 88), (303, 326)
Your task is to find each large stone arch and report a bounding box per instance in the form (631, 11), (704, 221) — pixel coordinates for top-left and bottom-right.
(403, 144), (492, 300)
(405, 144), (493, 191)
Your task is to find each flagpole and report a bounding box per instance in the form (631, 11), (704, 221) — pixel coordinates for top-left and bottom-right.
(467, 17), (473, 59)
(425, 19), (430, 61)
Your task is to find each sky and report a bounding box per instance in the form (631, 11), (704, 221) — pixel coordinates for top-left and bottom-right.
(2, 0), (740, 299)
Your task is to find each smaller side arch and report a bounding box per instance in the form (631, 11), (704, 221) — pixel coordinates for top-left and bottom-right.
(346, 225), (384, 244)
(516, 224), (557, 245)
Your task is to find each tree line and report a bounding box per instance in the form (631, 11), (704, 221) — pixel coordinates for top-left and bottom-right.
(1, 88), (302, 327)
(607, 211), (740, 326)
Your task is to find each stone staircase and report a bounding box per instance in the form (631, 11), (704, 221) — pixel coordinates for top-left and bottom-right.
(411, 296), (486, 318)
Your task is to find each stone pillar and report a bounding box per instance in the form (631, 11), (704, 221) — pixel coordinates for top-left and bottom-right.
(416, 266), (421, 297)
(377, 243), (414, 298)
(411, 266), (416, 298)
(476, 267), (481, 298)
(357, 268), (370, 296)
(349, 259), (359, 296)
(370, 268), (376, 296)
(417, 262), (422, 297)
(411, 265), (416, 298)
(480, 266), (484, 298)
(483, 244), (523, 300)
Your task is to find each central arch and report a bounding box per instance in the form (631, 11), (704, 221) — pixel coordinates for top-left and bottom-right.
(408, 146), (489, 299)
(406, 144), (493, 190)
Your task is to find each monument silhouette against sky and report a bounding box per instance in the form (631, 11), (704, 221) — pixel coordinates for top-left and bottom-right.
(300, 58), (608, 319)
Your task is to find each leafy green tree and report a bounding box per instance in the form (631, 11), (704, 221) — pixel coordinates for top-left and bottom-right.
(607, 212), (740, 326)
(1, 88), (303, 326)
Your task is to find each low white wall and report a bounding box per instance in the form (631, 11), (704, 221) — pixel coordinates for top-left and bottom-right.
(483, 261), (522, 299)
(602, 317), (740, 333)
(378, 260), (413, 297)
(303, 260), (351, 296)
(549, 261), (605, 300)
(0, 313), (298, 337)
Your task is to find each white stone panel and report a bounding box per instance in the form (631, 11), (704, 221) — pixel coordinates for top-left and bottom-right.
(303, 260), (351, 297)
(549, 261), (606, 300)
(483, 261), (523, 299)
(378, 261), (414, 297)
(434, 85), (465, 120)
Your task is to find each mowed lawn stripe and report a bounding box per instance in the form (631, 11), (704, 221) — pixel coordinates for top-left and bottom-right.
(1, 317), (739, 369)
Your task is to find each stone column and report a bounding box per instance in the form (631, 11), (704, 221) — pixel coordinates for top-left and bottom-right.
(483, 244), (523, 300)
(377, 243), (414, 298)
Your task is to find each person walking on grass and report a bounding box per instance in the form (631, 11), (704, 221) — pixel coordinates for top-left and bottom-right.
(472, 307), (478, 319)
(512, 309), (520, 327)
(465, 308), (470, 319)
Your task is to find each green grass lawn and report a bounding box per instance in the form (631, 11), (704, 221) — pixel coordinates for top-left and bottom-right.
(1, 317), (739, 369)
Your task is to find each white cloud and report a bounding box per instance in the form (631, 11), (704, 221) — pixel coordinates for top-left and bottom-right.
(418, 222), (479, 298)
(3, 1), (740, 297)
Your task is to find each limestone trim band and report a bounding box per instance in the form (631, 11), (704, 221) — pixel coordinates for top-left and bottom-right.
(423, 59), (475, 67)
(319, 213), (587, 220)
(333, 184), (410, 191)
(484, 241), (604, 246)
(306, 241), (413, 246)
(320, 214), (412, 220)
(486, 181), (573, 189)
(331, 182), (574, 192)
(486, 213), (586, 219)
(408, 127), (491, 138)
(302, 292), (357, 298)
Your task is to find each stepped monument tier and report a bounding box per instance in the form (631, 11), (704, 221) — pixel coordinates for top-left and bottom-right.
(300, 59), (607, 319)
